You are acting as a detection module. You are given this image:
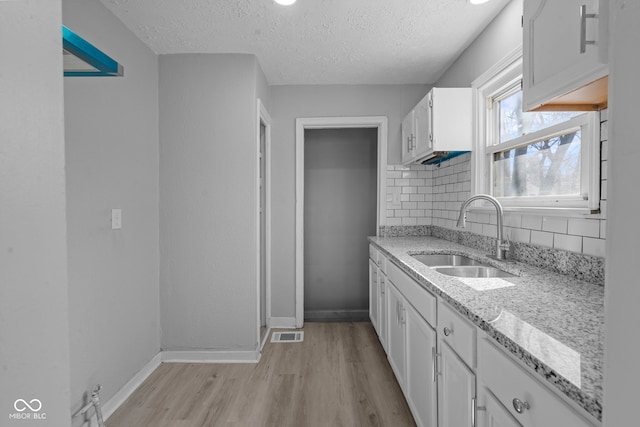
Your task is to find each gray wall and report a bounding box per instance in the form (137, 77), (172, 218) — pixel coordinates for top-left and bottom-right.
(159, 54), (261, 351)
(63, 0), (161, 416)
(304, 128), (378, 318)
(0, 0), (72, 424)
(603, 1), (640, 425)
(270, 84), (429, 318)
(435, 0), (523, 87)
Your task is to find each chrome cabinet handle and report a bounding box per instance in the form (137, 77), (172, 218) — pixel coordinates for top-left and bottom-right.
(432, 346), (437, 383)
(580, 4), (597, 54)
(400, 306), (406, 325)
(471, 398), (476, 427)
(512, 398), (530, 414)
(443, 326), (453, 336)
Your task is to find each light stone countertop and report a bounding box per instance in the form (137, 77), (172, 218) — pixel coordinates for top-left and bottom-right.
(368, 235), (604, 422)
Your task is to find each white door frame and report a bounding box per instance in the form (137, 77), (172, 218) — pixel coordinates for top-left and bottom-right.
(257, 99), (272, 349)
(295, 116), (388, 328)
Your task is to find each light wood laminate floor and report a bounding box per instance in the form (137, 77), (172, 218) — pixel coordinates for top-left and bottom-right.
(107, 322), (416, 427)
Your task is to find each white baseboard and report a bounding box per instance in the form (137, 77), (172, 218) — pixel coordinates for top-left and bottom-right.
(161, 349), (260, 363)
(268, 317), (297, 328)
(79, 348), (262, 425)
(79, 353), (161, 425)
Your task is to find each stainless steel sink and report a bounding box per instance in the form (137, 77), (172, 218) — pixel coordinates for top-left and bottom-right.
(434, 266), (515, 278)
(411, 253), (486, 267)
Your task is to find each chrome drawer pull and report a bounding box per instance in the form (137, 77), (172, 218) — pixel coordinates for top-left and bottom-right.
(579, 4), (597, 54)
(443, 326), (453, 336)
(512, 398), (530, 414)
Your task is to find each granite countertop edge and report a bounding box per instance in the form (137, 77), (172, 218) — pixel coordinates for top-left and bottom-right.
(368, 235), (603, 423)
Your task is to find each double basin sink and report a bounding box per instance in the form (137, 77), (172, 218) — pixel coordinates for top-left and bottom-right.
(411, 253), (515, 278)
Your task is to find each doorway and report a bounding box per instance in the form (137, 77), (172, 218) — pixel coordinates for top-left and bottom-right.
(304, 128), (377, 322)
(257, 99), (272, 349)
(295, 117), (388, 328)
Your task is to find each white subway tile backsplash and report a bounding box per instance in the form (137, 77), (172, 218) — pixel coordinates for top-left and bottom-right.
(522, 215), (543, 230)
(384, 116), (607, 258)
(542, 217), (568, 234)
(402, 217), (417, 226)
(511, 228), (532, 243)
(531, 230), (554, 248)
(402, 186), (417, 194)
(386, 217), (401, 226)
(583, 237), (606, 257)
(504, 214), (522, 228)
(554, 234), (582, 253)
(483, 224), (498, 238)
(567, 218), (600, 238)
(600, 120), (608, 141)
(387, 171), (402, 179)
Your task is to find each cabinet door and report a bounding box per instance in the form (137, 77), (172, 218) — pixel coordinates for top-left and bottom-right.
(413, 94), (432, 159)
(523, 0), (608, 111)
(481, 387), (522, 427)
(378, 273), (387, 351)
(369, 259), (379, 334)
(406, 305), (437, 427)
(438, 341), (476, 427)
(401, 110), (415, 164)
(386, 282), (405, 389)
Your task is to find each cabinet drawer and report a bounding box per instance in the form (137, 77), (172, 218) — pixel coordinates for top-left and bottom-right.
(369, 245), (378, 263)
(480, 339), (595, 427)
(387, 261), (436, 328)
(438, 300), (476, 368)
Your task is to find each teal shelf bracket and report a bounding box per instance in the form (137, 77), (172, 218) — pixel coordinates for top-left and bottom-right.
(63, 26), (123, 77)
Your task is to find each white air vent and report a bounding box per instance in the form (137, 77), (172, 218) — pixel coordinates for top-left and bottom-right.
(270, 331), (304, 343)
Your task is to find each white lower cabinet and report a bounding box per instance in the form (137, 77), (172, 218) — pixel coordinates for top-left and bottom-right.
(438, 341), (476, 427)
(406, 303), (437, 427)
(367, 246), (598, 427)
(386, 281), (406, 389)
(378, 271), (387, 351)
(480, 386), (523, 427)
(368, 258), (379, 333)
(479, 339), (596, 427)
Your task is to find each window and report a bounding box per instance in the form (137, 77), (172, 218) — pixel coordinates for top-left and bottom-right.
(472, 51), (600, 212)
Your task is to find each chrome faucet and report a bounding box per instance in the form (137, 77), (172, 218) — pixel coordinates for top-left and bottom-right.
(456, 194), (509, 260)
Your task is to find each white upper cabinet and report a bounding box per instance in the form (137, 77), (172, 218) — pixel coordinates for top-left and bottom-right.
(523, 0), (608, 111)
(401, 88), (472, 165)
(401, 109), (415, 164)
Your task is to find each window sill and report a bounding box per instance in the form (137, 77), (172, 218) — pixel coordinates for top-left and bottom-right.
(467, 205), (604, 219)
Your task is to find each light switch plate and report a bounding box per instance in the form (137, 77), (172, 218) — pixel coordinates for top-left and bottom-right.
(111, 209), (122, 229)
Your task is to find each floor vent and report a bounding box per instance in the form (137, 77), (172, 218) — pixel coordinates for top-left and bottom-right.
(270, 331), (304, 343)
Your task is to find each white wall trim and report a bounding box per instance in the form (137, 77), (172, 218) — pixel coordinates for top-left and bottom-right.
(256, 98), (273, 350)
(83, 348), (263, 423)
(294, 116), (389, 328)
(82, 353), (161, 424)
(267, 316), (298, 329)
(161, 350), (261, 363)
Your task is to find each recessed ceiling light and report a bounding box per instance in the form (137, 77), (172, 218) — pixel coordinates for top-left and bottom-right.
(274, 0), (296, 5)
(469, 0), (491, 4)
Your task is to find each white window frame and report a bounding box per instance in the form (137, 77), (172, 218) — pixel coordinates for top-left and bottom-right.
(471, 47), (601, 214)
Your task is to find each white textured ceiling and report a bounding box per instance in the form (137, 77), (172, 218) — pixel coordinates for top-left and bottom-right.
(99, 0), (511, 85)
